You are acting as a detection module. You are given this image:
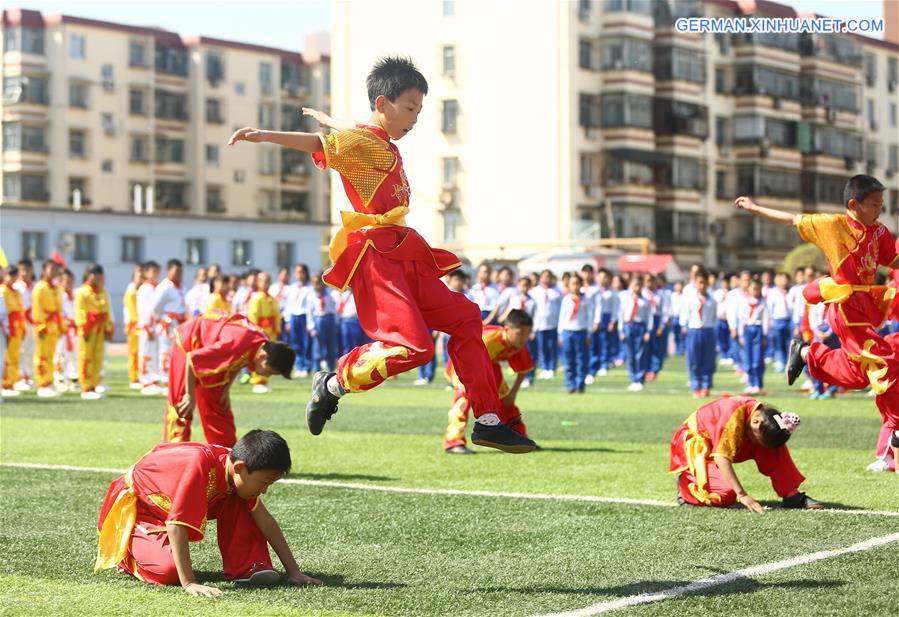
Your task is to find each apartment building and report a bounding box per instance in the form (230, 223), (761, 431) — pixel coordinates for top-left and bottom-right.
(330, 0), (899, 270)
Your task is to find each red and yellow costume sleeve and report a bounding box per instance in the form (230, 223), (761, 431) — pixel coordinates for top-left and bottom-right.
(247, 291), (280, 339)
(31, 280), (63, 336)
(311, 126), (460, 291)
(177, 314), (268, 389)
(204, 292), (232, 317)
(669, 396), (759, 505)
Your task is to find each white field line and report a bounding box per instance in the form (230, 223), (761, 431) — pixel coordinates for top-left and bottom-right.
(1, 461), (897, 519)
(535, 531), (899, 617)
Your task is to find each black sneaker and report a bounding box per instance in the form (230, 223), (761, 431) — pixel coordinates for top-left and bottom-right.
(786, 339), (807, 386)
(890, 430), (899, 448)
(471, 422), (537, 453)
(305, 371), (339, 435)
(782, 492), (824, 509)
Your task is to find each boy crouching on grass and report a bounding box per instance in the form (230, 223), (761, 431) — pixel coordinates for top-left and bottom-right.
(95, 430), (321, 595)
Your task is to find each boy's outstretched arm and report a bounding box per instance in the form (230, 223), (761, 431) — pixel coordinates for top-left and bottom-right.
(734, 196), (797, 227)
(166, 523), (223, 596)
(228, 127), (322, 154)
(250, 501), (323, 586)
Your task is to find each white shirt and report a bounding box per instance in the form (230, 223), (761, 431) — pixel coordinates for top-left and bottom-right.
(595, 286), (619, 319)
(529, 285), (562, 331)
(712, 287), (728, 320)
(303, 290), (336, 327)
(286, 283), (312, 317)
(269, 282), (291, 314)
(559, 293), (593, 332)
(136, 283), (157, 329)
(333, 289), (358, 320)
(493, 285), (517, 318)
(807, 302), (829, 336)
(788, 284), (807, 324)
(669, 291), (683, 321)
(766, 286), (792, 320)
(505, 291), (536, 317)
(185, 283), (209, 316)
(12, 279), (33, 311)
(60, 289), (75, 322)
(231, 285), (251, 316)
(680, 292), (717, 329)
(618, 290), (651, 330)
(725, 288), (749, 328)
(739, 297), (770, 335)
(153, 278), (187, 318)
(469, 283), (499, 312)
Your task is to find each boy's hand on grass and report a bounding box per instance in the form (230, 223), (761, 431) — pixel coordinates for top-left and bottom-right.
(228, 127), (265, 145)
(183, 582), (223, 597)
(738, 494), (765, 514)
(287, 570), (323, 586)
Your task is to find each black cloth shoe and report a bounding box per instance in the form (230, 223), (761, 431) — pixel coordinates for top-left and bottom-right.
(782, 492), (824, 509)
(306, 371), (339, 435)
(786, 339), (807, 386)
(471, 422), (537, 453)
(890, 430), (899, 448)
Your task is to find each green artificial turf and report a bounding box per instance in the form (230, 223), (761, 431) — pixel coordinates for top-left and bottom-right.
(1, 356), (896, 616)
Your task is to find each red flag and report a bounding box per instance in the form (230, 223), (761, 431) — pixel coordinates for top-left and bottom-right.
(51, 250), (68, 268)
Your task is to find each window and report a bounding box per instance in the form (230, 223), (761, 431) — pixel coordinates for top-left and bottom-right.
(258, 189), (276, 212)
(600, 37), (652, 72)
(155, 136), (184, 164)
(234, 170), (246, 183)
(155, 89), (188, 120)
(281, 105), (304, 131)
(281, 60), (309, 91)
(890, 58), (899, 84)
(282, 149), (307, 177)
(662, 156), (705, 190)
(715, 170), (731, 199)
(868, 99), (876, 129)
(890, 145), (898, 172)
(442, 100), (459, 133)
(121, 236), (144, 263)
(69, 34), (86, 59)
(21, 232), (46, 260)
(155, 45), (188, 76)
(207, 52), (224, 83)
(714, 32), (730, 55)
(580, 153), (601, 186)
(864, 53), (877, 87)
(259, 147), (277, 174)
(130, 135), (149, 163)
(800, 34), (861, 66)
(577, 0), (591, 20)
(734, 66), (799, 100)
(653, 99), (709, 139)
(733, 116), (796, 148)
(206, 144), (220, 166)
(600, 92), (652, 128)
(801, 173), (846, 206)
(129, 42), (147, 67)
(69, 177), (89, 206)
(799, 75), (858, 111)
(891, 103), (897, 127)
(69, 130), (87, 158)
(69, 81), (88, 108)
(809, 125), (861, 158)
(232, 241), (252, 266)
(442, 157), (459, 187)
(715, 116), (731, 148)
(258, 103), (276, 129)
(206, 98), (224, 123)
(867, 140), (881, 167)
(4, 173), (48, 202)
(73, 234), (97, 261)
(186, 239), (206, 265)
(654, 46), (705, 83)
(156, 181), (189, 211)
(281, 192), (309, 214)
(101, 159), (113, 173)
(603, 157), (653, 186)
(603, 0), (653, 14)
(443, 0), (455, 17)
(129, 89), (146, 115)
(4, 75), (49, 104)
(101, 64), (114, 90)
(3, 124), (46, 152)
(578, 39), (601, 70)
(259, 62), (273, 92)
(443, 209), (459, 243)
(234, 82), (245, 95)
(579, 93), (601, 128)
(276, 242), (295, 267)
(443, 45), (456, 75)
(207, 186), (225, 213)
(4, 27), (44, 54)
(738, 166), (800, 198)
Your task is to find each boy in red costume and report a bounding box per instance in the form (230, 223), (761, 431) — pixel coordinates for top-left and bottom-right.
(229, 57), (534, 453)
(736, 175), (899, 471)
(95, 430), (321, 594)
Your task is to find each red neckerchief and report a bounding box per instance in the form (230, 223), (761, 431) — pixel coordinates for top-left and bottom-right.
(629, 292), (639, 322)
(569, 293), (581, 320)
(697, 295), (705, 321)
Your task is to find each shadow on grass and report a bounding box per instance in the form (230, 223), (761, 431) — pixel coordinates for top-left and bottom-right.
(293, 472), (397, 482)
(536, 446), (625, 454)
(196, 571), (407, 590)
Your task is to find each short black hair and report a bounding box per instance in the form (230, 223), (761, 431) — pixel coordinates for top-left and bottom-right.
(85, 263), (104, 277)
(142, 260), (160, 271)
(366, 56), (428, 111)
(42, 259), (57, 272)
(757, 405), (792, 448)
(262, 341), (295, 379)
(448, 269), (467, 280)
(230, 429), (291, 474)
(17, 259), (33, 269)
(167, 259), (183, 270)
(844, 174), (886, 205)
(504, 309), (533, 329)
(581, 264), (595, 274)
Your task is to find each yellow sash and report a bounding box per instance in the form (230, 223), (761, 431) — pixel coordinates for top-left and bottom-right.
(329, 206), (409, 263)
(94, 467), (137, 572)
(817, 277), (896, 305)
(682, 413), (720, 506)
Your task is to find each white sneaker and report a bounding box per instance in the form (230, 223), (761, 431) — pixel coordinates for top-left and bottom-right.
(297, 370), (309, 379)
(141, 384), (163, 396)
(129, 382), (143, 390)
(545, 370), (555, 380)
(37, 387), (60, 398)
(521, 379), (531, 389)
(584, 375), (595, 386)
(413, 378), (430, 386)
(251, 384), (272, 394)
(95, 384), (109, 394)
(1, 389), (21, 397)
(13, 380), (32, 392)
(446, 445), (475, 455)
(633, 382), (644, 391)
(81, 391), (103, 400)
(596, 368), (608, 377)
(866, 459), (890, 472)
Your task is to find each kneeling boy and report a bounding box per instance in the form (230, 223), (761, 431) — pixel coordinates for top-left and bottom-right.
(95, 429), (321, 595)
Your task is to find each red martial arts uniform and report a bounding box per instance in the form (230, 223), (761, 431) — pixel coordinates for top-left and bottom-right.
(444, 326), (534, 450)
(164, 313), (268, 447)
(669, 396), (805, 507)
(95, 442), (270, 585)
(311, 126), (500, 415)
(796, 213), (899, 430)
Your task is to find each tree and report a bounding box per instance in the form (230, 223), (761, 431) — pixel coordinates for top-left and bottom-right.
(781, 243), (827, 274)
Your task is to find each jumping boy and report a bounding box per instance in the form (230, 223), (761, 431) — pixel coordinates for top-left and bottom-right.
(228, 57), (534, 452)
(95, 429), (322, 593)
(736, 175), (899, 469)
